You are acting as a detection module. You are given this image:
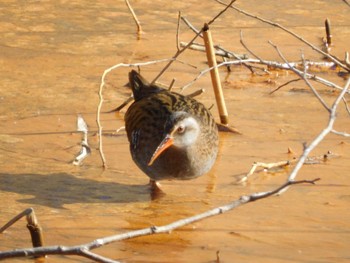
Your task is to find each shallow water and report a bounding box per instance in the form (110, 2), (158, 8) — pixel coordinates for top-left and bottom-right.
(1, 1), (350, 262)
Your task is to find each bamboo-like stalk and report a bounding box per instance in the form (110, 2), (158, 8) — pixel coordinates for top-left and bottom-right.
(202, 23), (229, 125)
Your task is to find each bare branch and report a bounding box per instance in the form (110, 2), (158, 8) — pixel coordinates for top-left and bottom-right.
(180, 41), (246, 59)
(331, 129), (350, 137)
(215, 0), (350, 72)
(80, 249), (121, 263)
(269, 41), (332, 112)
(239, 30), (265, 62)
(181, 16), (202, 36)
(150, 0), (237, 84)
(283, 76), (350, 190)
(0, 178), (318, 261)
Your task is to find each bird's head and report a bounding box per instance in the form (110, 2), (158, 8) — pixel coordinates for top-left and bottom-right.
(148, 111), (200, 166)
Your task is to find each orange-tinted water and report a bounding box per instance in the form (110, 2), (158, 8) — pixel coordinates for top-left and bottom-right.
(1, 1), (350, 262)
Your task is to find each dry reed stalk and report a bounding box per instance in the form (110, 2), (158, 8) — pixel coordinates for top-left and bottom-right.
(202, 23), (229, 125)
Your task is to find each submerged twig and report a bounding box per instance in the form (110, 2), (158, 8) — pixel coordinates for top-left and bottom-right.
(269, 78), (301, 94)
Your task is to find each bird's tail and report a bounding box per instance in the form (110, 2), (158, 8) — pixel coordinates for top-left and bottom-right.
(128, 70), (162, 101)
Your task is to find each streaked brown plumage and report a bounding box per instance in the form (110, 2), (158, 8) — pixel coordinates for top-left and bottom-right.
(125, 70), (219, 182)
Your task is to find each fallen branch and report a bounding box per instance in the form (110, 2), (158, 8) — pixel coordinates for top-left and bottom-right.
(240, 151), (336, 183)
(0, 178), (319, 262)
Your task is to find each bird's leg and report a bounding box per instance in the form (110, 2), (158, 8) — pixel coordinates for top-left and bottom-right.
(148, 179), (165, 199)
(149, 179), (162, 189)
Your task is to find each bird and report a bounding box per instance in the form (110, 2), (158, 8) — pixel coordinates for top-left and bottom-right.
(124, 70), (219, 187)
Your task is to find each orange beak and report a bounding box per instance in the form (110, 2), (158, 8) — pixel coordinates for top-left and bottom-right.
(148, 135), (174, 166)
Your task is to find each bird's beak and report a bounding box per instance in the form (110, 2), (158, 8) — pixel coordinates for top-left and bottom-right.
(148, 135), (174, 166)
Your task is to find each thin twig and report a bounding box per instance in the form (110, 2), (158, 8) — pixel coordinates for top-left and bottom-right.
(331, 129), (350, 137)
(342, 96), (350, 116)
(97, 76), (108, 168)
(239, 30), (265, 62)
(180, 41), (247, 59)
(0, 208), (44, 250)
(150, 0), (237, 84)
(181, 16), (202, 36)
(80, 249), (121, 263)
(1, 208), (33, 233)
(342, 0), (350, 7)
(125, 0), (142, 36)
(270, 41), (331, 112)
(168, 78), (176, 91)
(187, 88), (205, 98)
(180, 59), (346, 93)
(269, 78), (301, 94)
(176, 11), (181, 51)
(97, 58), (173, 167)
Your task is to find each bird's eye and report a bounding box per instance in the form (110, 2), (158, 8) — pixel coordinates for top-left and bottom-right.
(177, 125), (185, 134)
